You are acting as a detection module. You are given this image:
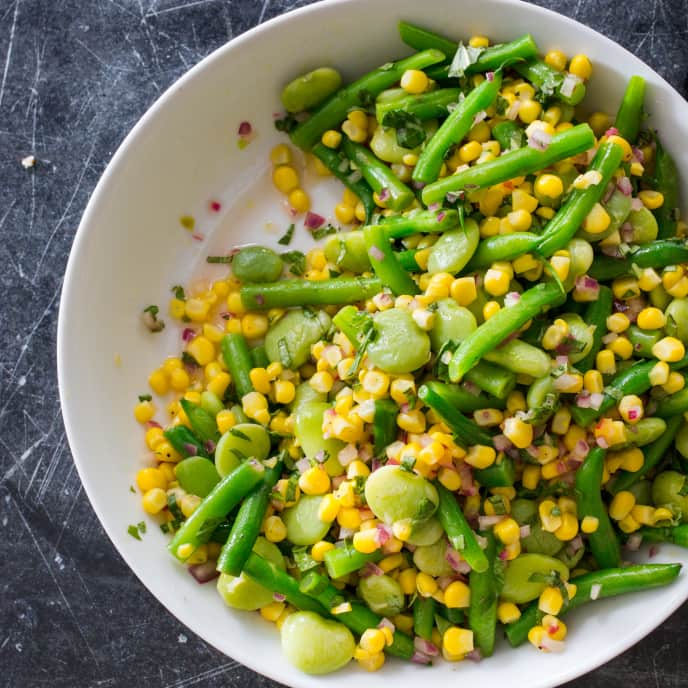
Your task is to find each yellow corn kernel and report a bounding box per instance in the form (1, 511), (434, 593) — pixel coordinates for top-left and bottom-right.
(502, 417), (534, 449)
(134, 400), (156, 424)
(473, 408), (504, 427)
(652, 337), (685, 362)
(618, 395), (644, 424)
(507, 208), (533, 233)
(449, 276), (478, 306)
(541, 614), (567, 641)
(606, 133), (633, 161)
(534, 173), (564, 200)
(185, 544), (208, 565)
(299, 466), (330, 496)
(352, 528), (380, 554)
(478, 186), (504, 216)
(444, 580), (471, 609)
(554, 512), (579, 541)
(497, 601), (521, 625)
(463, 444), (496, 469)
(141, 487), (167, 514)
(596, 348), (617, 375)
(288, 188), (310, 213)
(416, 571), (438, 597)
(169, 298), (186, 319)
(549, 407), (570, 437)
(539, 499), (563, 533)
(484, 267), (510, 297)
(539, 586), (564, 615)
(214, 409), (236, 434)
(512, 188), (539, 213)
(260, 600), (286, 623)
(513, 253), (540, 274)
(479, 215), (501, 238)
(649, 361), (670, 386)
(518, 99), (542, 124)
(594, 417), (627, 447)
(637, 307), (666, 330)
(663, 266), (684, 291)
(469, 35), (489, 48)
(609, 337), (633, 360)
(144, 427), (165, 452)
(544, 49), (567, 71)
(154, 441), (182, 463)
(334, 202), (355, 224)
(346, 109), (368, 130)
(458, 140), (482, 163)
(583, 370), (604, 395)
(569, 54), (592, 80)
(443, 627), (474, 657)
(399, 68), (429, 94)
(270, 143), (292, 165)
(249, 367), (272, 395)
(356, 650), (385, 672)
(272, 165), (299, 194)
(618, 513), (641, 533)
(652, 507), (674, 524)
(263, 515), (287, 542)
(341, 119), (367, 143)
(631, 504), (655, 526)
(311, 541), (335, 563)
(359, 628), (387, 655)
(483, 301), (501, 320)
(321, 129), (342, 148)
(586, 110), (611, 136)
(542, 318), (568, 350)
(397, 409), (426, 434)
(638, 267), (662, 291)
(309, 370), (334, 394)
(317, 494), (340, 522)
(638, 190), (664, 210)
(606, 312), (630, 333)
(522, 464), (541, 490)
(550, 253), (570, 282)
(180, 493), (201, 518)
(494, 517), (521, 546)
(468, 120), (491, 143)
(148, 369), (169, 396)
(609, 491), (636, 521)
(582, 203), (611, 234)
(580, 515), (599, 533)
(184, 298), (210, 323)
(397, 568), (417, 595)
(271, 379), (295, 405)
(663, 371), (685, 394)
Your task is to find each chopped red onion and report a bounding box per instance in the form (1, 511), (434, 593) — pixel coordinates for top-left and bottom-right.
(506, 100), (521, 120)
(458, 463), (475, 496)
(528, 128), (553, 151)
(575, 393), (591, 409)
(569, 535), (584, 553)
(295, 458), (311, 473)
(445, 547), (471, 574)
(182, 327), (197, 342)
(378, 617), (396, 634)
(183, 442), (198, 456)
(331, 474), (346, 490)
(376, 523), (393, 545)
(574, 274), (600, 300)
(478, 515), (505, 529)
(304, 211), (325, 229)
(337, 444), (358, 467)
(414, 637), (440, 657)
(620, 221), (635, 243)
(524, 444), (540, 459)
(445, 190), (463, 203)
(371, 458), (383, 472)
(465, 648), (483, 662)
(492, 434), (512, 452)
(601, 244), (623, 258)
(411, 651), (432, 665)
(560, 73), (582, 98)
(412, 180), (426, 190)
(210, 200), (222, 212)
(649, 545), (659, 558)
(188, 560), (219, 584)
(602, 181), (616, 204)
(631, 197), (644, 211)
(554, 374), (580, 392)
(428, 202), (440, 211)
(273, 592), (287, 602)
(378, 187), (390, 202)
(462, 379), (480, 397)
(254, 294), (265, 306)
(504, 291), (521, 308)
(360, 561), (385, 578)
(237, 121), (252, 137)
(368, 246), (385, 261)
(555, 354), (570, 367)
(472, 110), (487, 127)
(590, 583), (602, 600)
(204, 439), (216, 454)
(616, 176), (633, 196)
(519, 525), (531, 538)
(147, 420), (162, 429)
(596, 437), (609, 449)
(605, 126), (619, 137)
(486, 71), (495, 81)
(632, 146), (645, 163)
(437, 211), (446, 222)
(625, 533), (643, 551)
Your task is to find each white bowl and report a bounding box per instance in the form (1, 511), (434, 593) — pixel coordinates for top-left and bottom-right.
(58, 1), (688, 686)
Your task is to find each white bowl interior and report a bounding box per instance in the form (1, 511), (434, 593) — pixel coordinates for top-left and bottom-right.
(58, 1), (688, 686)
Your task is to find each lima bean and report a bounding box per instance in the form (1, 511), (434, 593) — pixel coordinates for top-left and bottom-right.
(281, 67), (343, 113)
(652, 471), (688, 521)
(407, 516), (445, 546)
(560, 313), (595, 363)
(370, 120), (438, 164)
(628, 206), (659, 243)
(367, 308), (431, 374)
(501, 553), (569, 603)
(214, 424), (271, 477)
(624, 417), (667, 447)
(283, 495), (332, 545)
(357, 574), (405, 616)
(413, 538), (454, 577)
(676, 423), (688, 459)
(293, 402), (345, 475)
(265, 308), (331, 369)
(324, 231), (370, 273)
(176, 456), (220, 497)
(429, 298), (477, 352)
(232, 246), (283, 283)
(427, 219), (480, 275)
(665, 298), (688, 344)
(483, 339), (551, 378)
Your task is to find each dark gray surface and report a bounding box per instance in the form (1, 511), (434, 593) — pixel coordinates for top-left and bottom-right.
(1, 1), (687, 686)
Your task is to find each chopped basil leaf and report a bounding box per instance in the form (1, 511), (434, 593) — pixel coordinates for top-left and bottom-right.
(229, 427), (251, 441)
(381, 110), (426, 149)
(275, 113), (299, 133)
(171, 285), (186, 300)
(448, 42), (485, 78)
(292, 546), (320, 572)
(495, 95), (509, 116)
(285, 473), (299, 503)
(358, 88), (375, 109)
(311, 224), (338, 241)
(207, 255), (232, 264)
(181, 351), (199, 367)
(277, 337), (294, 368)
(127, 525), (142, 540)
(278, 223), (295, 245)
(138, 394), (152, 402)
(281, 250), (306, 276)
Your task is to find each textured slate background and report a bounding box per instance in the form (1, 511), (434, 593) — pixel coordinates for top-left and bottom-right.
(1, 1), (687, 686)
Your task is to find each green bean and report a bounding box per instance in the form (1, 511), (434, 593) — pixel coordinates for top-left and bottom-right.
(653, 137), (680, 239)
(250, 345), (270, 369)
(615, 76), (645, 144)
(422, 124), (595, 206)
(298, 571), (415, 659)
(323, 542), (383, 579)
(377, 208), (460, 239)
(465, 360), (517, 399)
(513, 60), (586, 106)
(435, 482), (489, 573)
(375, 88), (462, 124)
(342, 138), (415, 211)
(241, 276), (382, 310)
(638, 524), (688, 548)
(474, 454), (516, 488)
(574, 446), (621, 569)
(396, 20), (459, 57)
(536, 142), (625, 258)
(449, 281), (565, 382)
(427, 219), (481, 275)
(290, 49), (446, 150)
(570, 355), (688, 427)
(505, 564), (682, 647)
(281, 67), (342, 113)
(163, 425), (209, 459)
(200, 390), (224, 417)
(468, 532), (499, 657)
(465, 233), (539, 271)
(419, 382), (493, 447)
(243, 552), (329, 614)
(420, 376), (506, 412)
(575, 285), (613, 373)
(627, 325), (661, 357)
(179, 399), (219, 443)
(492, 120), (526, 151)
(587, 240), (688, 281)
(363, 224), (419, 295)
(220, 333), (254, 399)
(231, 246), (283, 283)
(413, 597), (436, 641)
(217, 458), (283, 576)
(413, 71), (502, 185)
(311, 144), (376, 223)
(483, 339), (551, 379)
(623, 417), (668, 447)
(397, 249), (421, 272)
(373, 399), (399, 456)
(656, 388), (688, 417)
(168, 460), (265, 560)
(608, 415), (681, 494)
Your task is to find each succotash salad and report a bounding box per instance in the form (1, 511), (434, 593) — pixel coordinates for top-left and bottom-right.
(132, 21), (688, 675)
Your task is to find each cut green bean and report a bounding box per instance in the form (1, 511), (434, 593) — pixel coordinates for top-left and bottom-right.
(421, 379), (506, 412)
(422, 123), (595, 206)
(449, 281), (565, 382)
(465, 233), (539, 271)
(574, 446), (621, 569)
(513, 60), (586, 106)
(653, 138), (680, 240)
(249, 345), (270, 369)
(168, 460), (265, 560)
(575, 285), (613, 373)
(413, 71), (502, 185)
(435, 482), (489, 573)
(638, 524), (688, 548)
(419, 382), (493, 447)
(474, 455), (516, 488)
(615, 76), (645, 144)
(363, 224), (420, 295)
(311, 143), (376, 223)
(587, 240), (688, 281)
(609, 415), (682, 494)
(241, 276), (382, 310)
(221, 333), (254, 399)
(468, 532), (499, 656)
(397, 20), (459, 57)
(163, 425), (209, 459)
(373, 399), (399, 456)
(505, 564), (682, 647)
(397, 248), (421, 272)
(290, 49), (446, 151)
(217, 458), (283, 576)
(324, 542), (383, 579)
(465, 360), (517, 400)
(376, 88), (463, 124)
(342, 138), (415, 211)
(656, 388), (688, 417)
(377, 208), (460, 239)
(179, 399), (219, 443)
(413, 596), (436, 641)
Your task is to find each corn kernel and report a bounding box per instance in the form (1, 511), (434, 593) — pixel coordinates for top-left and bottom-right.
(618, 395), (644, 424)
(638, 190), (664, 210)
(494, 517), (521, 545)
(554, 512), (579, 541)
(609, 491), (636, 521)
(270, 143), (292, 165)
(596, 348), (617, 375)
(450, 277), (478, 306)
(263, 515), (287, 542)
(539, 499), (562, 532)
(353, 528), (380, 554)
(663, 371), (685, 394)
(260, 600), (286, 623)
(544, 49), (567, 71)
(309, 370), (334, 393)
(318, 494), (340, 522)
(272, 165), (299, 194)
(649, 361), (670, 386)
(582, 203), (611, 234)
(609, 336), (633, 360)
(397, 409), (426, 434)
(652, 337), (685, 362)
(141, 487), (167, 514)
(443, 627), (474, 657)
(569, 54), (592, 80)
(606, 312), (630, 334)
(416, 571), (438, 597)
(539, 586), (564, 615)
(519, 99), (542, 124)
(503, 417), (534, 449)
(321, 129), (342, 148)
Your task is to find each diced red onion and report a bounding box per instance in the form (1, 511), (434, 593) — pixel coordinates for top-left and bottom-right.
(295, 458), (311, 473)
(182, 442), (198, 456)
(458, 463), (476, 496)
(574, 274), (600, 300)
(519, 525), (531, 538)
(560, 73), (582, 98)
(331, 474), (346, 489)
(466, 648), (483, 662)
(473, 110), (487, 126)
(273, 592), (286, 602)
(492, 434), (512, 452)
(486, 71), (495, 82)
(445, 547), (471, 574)
(631, 197), (644, 211)
(569, 534), (584, 553)
(625, 533), (643, 551)
(360, 561), (385, 578)
(314, 449), (327, 464)
(478, 515), (505, 529)
(378, 187), (390, 202)
(524, 444), (539, 459)
(504, 291), (521, 308)
(617, 176), (633, 196)
(649, 545), (659, 558)
(590, 583), (602, 600)
(428, 202), (440, 211)
(632, 146), (645, 164)
(254, 294), (265, 306)
(305, 211), (325, 229)
(445, 190), (463, 203)
(411, 651), (432, 665)
(368, 246), (385, 261)
(555, 355), (570, 367)
(378, 618), (395, 635)
(596, 437), (609, 449)
(237, 121), (252, 137)
(605, 126), (619, 137)
(620, 221), (635, 243)
(371, 458), (383, 472)
(601, 245), (623, 258)
(412, 180), (426, 190)
(182, 328), (197, 342)
(188, 560), (219, 584)
(437, 211), (446, 222)
(414, 637), (440, 657)
(602, 181), (616, 204)
(204, 439), (216, 454)
(337, 444), (358, 466)
(527, 128), (552, 151)
(553, 374), (579, 392)
(506, 100), (521, 120)
(376, 523), (393, 545)
(147, 420), (162, 429)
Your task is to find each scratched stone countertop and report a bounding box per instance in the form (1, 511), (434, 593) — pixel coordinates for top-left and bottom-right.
(1, 1), (687, 687)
